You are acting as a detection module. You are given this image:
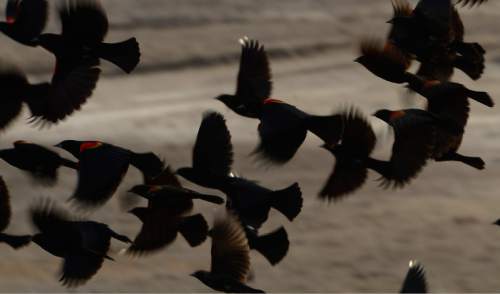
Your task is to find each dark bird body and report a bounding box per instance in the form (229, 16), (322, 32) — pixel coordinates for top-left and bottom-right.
(0, 141), (77, 184)
(0, 176), (32, 249)
(191, 214), (265, 293)
(177, 112), (303, 228)
(30, 199), (131, 287)
(56, 140), (164, 208)
(38, 0), (140, 75)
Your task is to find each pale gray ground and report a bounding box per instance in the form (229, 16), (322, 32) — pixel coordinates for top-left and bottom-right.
(1, 0), (500, 292)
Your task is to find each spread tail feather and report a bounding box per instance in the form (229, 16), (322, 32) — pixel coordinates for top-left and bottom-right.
(436, 152), (485, 170)
(247, 227), (289, 265)
(270, 183), (303, 221)
(96, 38), (141, 73)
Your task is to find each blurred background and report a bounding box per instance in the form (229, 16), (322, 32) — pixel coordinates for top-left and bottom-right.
(1, 0), (500, 292)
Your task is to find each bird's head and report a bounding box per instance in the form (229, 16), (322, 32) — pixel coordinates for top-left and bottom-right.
(373, 109), (393, 124)
(54, 140), (82, 158)
(354, 55), (368, 67)
(215, 94), (235, 108)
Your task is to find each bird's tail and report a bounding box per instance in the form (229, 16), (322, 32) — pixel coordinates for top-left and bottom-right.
(179, 214), (209, 247)
(247, 227), (289, 265)
(306, 114), (344, 146)
(0, 233), (32, 249)
(192, 194), (225, 205)
(466, 89), (494, 107)
(269, 183), (303, 221)
(454, 55), (484, 81)
(436, 152), (485, 170)
(130, 152), (164, 181)
(95, 38), (141, 73)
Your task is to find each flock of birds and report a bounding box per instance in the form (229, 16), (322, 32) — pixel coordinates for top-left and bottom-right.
(0, 0), (495, 292)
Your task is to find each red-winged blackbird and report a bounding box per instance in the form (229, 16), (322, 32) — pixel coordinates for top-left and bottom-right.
(216, 37), (272, 119)
(191, 213), (264, 293)
(0, 176), (32, 249)
(126, 189), (210, 255)
(400, 261), (428, 293)
(387, 0), (485, 81)
(244, 225), (289, 266)
(0, 141), (77, 185)
(30, 199), (132, 288)
(321, 107), (441, 199)
(37, 0), (140, 75)
(216, 38), (343, 163)
(0, 0), (48, 46)
(0, 59), (100, 128)
(356, 39), (493, 109)
(55, 140), (164, 208)
(177, 112), (303, 228)
(456, 0), (487, 7)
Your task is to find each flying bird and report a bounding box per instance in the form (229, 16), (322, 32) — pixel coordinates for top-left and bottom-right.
(0, 141), (77, 185)
(216, 38), (344, 163)
(0, 176), (32, 249)
(191, 213), (264, 293)
(0, 58), (100, 129)
(30, 198), (132, 288)
(55, 140), (164, 208)
(38, 0), (140, 75)
(387, 0), (485, 81)
(177, 112), (303, 227)
(0, 0), (48, 46)
(400, 260), (428, 293)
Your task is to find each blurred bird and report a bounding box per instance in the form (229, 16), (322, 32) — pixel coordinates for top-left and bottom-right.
(244, 225), (289, 266)
(216, 37), (272, 119)
(0, 58), (100, 129)
(127, 194), (208, 255)
(400, 261), (428, 293)
(55, 140), (164, 208)
(387, 0), (485, 81)
(38, 0), (140, 75)
(30, 198), (132, 288)
(216, 38), (344, 163)
(191, 213), (264, 293)
(0, 0), (48, 46)
(177, 112), (303, 227)
(0, 141), (77, 185)
(0, 176), (32, 249)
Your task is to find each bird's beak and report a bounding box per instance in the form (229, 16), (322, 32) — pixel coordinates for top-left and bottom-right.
(54, 143), (62, 148)
(386, 19), (394, 24)
(353, 57), (361, 63)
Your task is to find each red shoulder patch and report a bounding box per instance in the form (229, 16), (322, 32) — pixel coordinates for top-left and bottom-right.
(263, 98), (284, 105)
(423, 80), (441, 89)
(6, 16), (15, 24)
(149, 185), (162, 193)
(390, 110), (406, 121)
(80, 141), (103, 153)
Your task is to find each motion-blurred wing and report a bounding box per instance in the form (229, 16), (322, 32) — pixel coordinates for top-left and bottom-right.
(210, 213), (250, 283)
(0, 64), (27, 130)
(60, 251), (105, 288)
(0, 176), (11, 232)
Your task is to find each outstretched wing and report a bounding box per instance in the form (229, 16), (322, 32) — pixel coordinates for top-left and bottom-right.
(210, 213), (250, 283)
(59, 0), (108, 44)
(0, 64), (27, 130)
(60, 251), (105, 288)
(400, 261), (428, 293)
(236, 37), (272, 103)
(192, 111), (233, 177)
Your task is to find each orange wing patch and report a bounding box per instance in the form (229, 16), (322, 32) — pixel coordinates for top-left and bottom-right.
(148, 185), (162, 193)
(263, 98), (284, 105)
(390, 110), (406, 121)
(423, 80), (441, 89)
(80, 141), (103, 153)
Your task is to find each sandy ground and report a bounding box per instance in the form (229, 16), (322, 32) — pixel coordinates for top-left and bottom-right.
(1, 0), (500, 292)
